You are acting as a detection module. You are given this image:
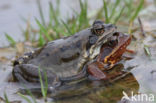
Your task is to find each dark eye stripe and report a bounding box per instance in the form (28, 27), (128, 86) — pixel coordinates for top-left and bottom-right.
(61, 52), (80, 62)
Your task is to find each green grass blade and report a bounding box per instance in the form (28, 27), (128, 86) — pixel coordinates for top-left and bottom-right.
(4, 93), (10, 103)
(55, 0), (60, 16)
(49, 2), (59, 27)
(39, 31), (45, 46)
(124, 0), (133, 17)
(18, 84), (37, 103)
(5, 33), (16, 46)
(61, 20), (72, 35)
(78, 0), (88, 30)
(18, 93), (32, 103)
(113, 6), (124, 24)
(103, 0), (109, 23)
(78, 0), (83, 29)
(38, 67), (47, 99)
(71, 20), (77, 33)
(35, 18), (52, 41)
(35, 19), (46, 32)
(37, 0), (45, 26)
(52, 27), (61, 38)
(110, 0), (121, 19)
(49, 3), (53, 28)
(43, 69), (48, 97)
(130, 0), (144, 22)
(22, 85), (37, 103)
(144, 45), (151, 57)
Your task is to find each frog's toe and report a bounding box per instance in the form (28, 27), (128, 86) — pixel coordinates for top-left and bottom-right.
(12, 65), (30, 83)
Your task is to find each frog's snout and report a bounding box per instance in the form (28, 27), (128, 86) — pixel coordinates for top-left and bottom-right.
(105, 24), (117, 30)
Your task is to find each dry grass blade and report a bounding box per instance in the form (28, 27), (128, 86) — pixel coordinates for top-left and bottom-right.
(138, 17), (146, 37)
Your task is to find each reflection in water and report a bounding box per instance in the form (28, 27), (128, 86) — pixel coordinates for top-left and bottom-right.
(21, 64), (139, 103)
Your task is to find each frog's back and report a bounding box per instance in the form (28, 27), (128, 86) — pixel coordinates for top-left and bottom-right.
(27, 28), (91, 77)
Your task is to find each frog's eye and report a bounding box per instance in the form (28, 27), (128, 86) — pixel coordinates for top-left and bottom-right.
(94, 27), (105, 35)
(92, 20), (105, 35)
(92, 25), (105, 36)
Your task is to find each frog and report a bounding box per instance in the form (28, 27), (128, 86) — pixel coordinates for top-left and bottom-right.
(87, 32), (132, 80)
(59, 32), (132, 82)
(12, 20), (117, 87)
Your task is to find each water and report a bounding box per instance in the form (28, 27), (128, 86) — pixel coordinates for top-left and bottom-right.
(1, 31), (156, 103)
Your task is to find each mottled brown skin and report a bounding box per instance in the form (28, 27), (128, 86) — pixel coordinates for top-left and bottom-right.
(87, 32), (132, 80)
(12, 20), (117, 86)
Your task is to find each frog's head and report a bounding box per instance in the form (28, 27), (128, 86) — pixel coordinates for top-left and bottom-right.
(87, 20), (117, 59)
(91, 20), (117, 40)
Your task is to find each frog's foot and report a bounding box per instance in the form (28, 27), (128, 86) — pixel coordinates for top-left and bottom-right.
(87, 63), (108, 81)
(88, 67), (126, 82)
(122, 55), (134, 60)
(122, 49), (136, 60)
(13, 64), (58, 85)
(125, 49), (135, 54)
(13, 65), (30, 83)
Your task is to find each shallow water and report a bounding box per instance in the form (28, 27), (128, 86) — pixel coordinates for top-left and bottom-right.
(0, 31), (156, 103)
(0, 55), (140, 103)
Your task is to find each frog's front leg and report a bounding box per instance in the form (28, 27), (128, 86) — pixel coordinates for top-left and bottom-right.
(87, 62), (127, 81)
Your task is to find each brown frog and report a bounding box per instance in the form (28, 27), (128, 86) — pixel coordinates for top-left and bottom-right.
(12, 20), (117, 87)
(87, 32), (132, 80)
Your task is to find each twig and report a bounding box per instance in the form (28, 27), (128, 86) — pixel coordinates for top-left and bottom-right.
(138, 17), (146, 37)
